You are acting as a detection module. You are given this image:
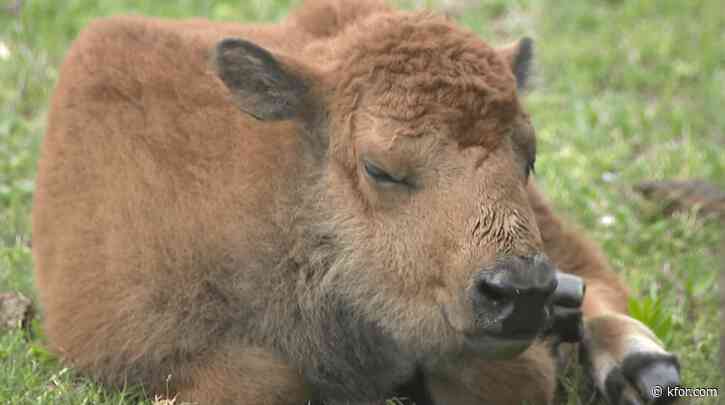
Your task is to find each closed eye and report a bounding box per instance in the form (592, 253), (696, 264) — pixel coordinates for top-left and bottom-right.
(364, 160), (408, 185)
(525, 156), (536, 178)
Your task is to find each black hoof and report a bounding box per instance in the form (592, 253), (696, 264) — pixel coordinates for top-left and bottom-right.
(545, 271), (585, 343)
(622, 352), (681, 404)
(550, 306), (583, 343)
(553, 272), (586, 308)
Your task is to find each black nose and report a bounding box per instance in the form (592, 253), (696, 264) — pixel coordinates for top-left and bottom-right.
(472, 254), (557, 338)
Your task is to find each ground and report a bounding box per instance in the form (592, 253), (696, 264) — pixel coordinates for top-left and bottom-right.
(0, 0), (722, 404)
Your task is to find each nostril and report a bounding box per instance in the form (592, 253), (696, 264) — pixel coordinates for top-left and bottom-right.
(476, 277), (513, 303)
(472, 256), (559, 339)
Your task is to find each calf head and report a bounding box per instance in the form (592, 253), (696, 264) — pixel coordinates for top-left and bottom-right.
(215, 12), (555, 360)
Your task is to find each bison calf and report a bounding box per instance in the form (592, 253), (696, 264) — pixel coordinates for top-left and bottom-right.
(33, 0), (680, 404)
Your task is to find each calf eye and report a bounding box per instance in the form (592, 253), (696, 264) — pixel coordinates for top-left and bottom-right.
(525, 157), (536, 178)
(364, 160), (406, 185)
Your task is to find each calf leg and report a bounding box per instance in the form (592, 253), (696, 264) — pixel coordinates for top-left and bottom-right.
(172, 345), (310, 405)
(424, 342), (557, 405)
(528, 182), (680, 405)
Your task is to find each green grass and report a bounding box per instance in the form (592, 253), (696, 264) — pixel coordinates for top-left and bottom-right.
(0, 0), (722, 404)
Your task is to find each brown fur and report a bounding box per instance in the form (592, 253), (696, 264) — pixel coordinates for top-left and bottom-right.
(34, 1), (645, 404)
(427, 341), (556, 405)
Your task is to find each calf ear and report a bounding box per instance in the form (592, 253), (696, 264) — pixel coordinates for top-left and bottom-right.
(498, 37), (533, 90)
(214, 38), (311, 121)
